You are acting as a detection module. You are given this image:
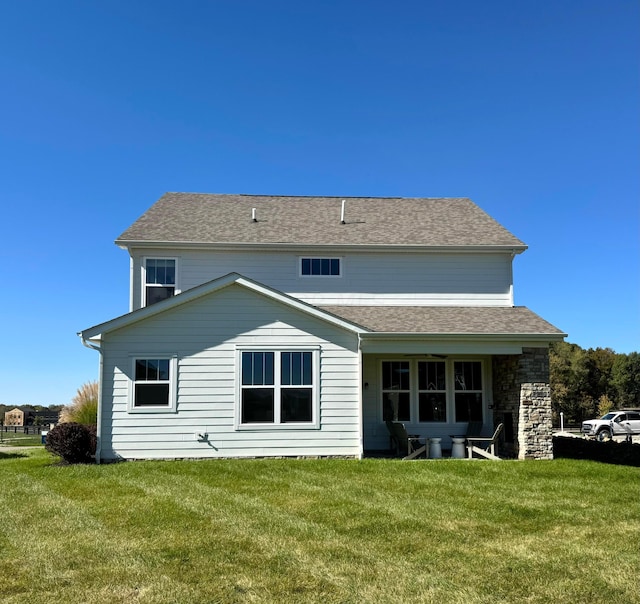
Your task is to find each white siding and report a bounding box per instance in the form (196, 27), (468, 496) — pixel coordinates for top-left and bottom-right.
(129, 248), (513, 309)
(99, 284), (361, 460)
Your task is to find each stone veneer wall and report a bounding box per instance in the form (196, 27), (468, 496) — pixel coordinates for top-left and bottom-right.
(492, 347), (553, 460)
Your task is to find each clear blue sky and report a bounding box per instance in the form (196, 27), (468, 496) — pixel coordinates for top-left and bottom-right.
(1, 0), (638, 407)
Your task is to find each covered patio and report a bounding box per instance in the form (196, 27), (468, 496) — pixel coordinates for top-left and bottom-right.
(320, 305), (566, 460)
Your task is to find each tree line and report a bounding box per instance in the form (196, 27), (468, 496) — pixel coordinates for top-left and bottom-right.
(550, 342), (640, 423)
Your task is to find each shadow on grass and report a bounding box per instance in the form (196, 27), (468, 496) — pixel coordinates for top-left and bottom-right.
(0, 450), (28, 460)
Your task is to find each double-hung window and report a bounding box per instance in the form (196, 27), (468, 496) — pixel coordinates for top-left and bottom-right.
(130, 356), (177, 412)
(144, 258), (176, 306)
(239, 350), (317, 427)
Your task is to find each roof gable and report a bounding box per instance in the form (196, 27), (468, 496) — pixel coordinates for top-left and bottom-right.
(117, 193), (526, 249)
(79, 273), (368, 341)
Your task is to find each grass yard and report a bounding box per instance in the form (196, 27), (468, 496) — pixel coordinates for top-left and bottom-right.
(1, 448), (638, 604)
(0, 431), (43, 447)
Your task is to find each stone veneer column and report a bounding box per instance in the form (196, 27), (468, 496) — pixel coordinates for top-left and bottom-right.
(492, 347), (553, 460)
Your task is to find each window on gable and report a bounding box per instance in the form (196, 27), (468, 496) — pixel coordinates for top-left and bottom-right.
(300, 257), (341, 276)
(145, 259), (176, 306)
(240, 351), (316, 425)
(131, 358), (176, 410)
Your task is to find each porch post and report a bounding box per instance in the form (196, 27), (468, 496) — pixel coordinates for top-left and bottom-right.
(492, 347), (553, 460)
(516, 348), (553, 460)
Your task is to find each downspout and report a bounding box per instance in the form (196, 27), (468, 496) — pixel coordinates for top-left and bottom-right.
(128, 254), (134, 312)
(80, 335), (103, 464)
(357, 335), (364, 460)
(509, 251), (515, 306)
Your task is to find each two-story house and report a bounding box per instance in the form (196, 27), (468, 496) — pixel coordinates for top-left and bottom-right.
(80, 193), (565, 462)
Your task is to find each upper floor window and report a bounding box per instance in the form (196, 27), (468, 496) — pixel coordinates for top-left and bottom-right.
(300, 257), (341, 276)
(144, 258), (176, 306)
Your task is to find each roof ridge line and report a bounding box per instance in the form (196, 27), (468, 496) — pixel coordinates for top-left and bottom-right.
(165, 192), (471, 201)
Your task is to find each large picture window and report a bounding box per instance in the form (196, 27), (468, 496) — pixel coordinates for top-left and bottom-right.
(130, 356), (177, 412)
(144, 258), (176, 306)
(240, 350), (316, 426)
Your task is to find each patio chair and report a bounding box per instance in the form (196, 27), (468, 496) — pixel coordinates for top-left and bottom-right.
(451, 420), (484, 441)
(466, 423), (504, 460)
(465, 421), (484, 439)
(385, 421), (428, 460)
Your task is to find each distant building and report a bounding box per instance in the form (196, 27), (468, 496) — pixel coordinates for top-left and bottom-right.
(4, 407), (35, 426)
(3, 407), (59, 426)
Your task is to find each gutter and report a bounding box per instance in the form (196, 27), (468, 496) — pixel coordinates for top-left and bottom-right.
(79, 334), (103, 464)
(358, 332), (567, 342)
(116, 240), (528, 255)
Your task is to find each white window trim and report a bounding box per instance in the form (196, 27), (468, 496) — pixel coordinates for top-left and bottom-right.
(128, 354), (178, 413)
(298, 256), (343, 278)
(141, 256), (180, 307)
(235, 345), (321, 430)
(379, 358), (488, 425)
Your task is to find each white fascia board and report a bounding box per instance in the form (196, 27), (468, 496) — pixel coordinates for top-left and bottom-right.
(79, 272), (368, 340)
(115, 240), (528, 255)
(360, 332), (566, 342)
(359, 333), (565, 355)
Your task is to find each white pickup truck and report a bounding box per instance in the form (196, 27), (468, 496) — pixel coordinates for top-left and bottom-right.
(581, 410), (640, 441)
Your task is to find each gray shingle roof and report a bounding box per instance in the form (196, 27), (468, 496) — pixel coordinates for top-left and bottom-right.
(317, 306), (565, 336)
(117, 193), (526, 248)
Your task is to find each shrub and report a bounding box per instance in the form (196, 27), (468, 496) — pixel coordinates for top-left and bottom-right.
(45, 422), (96, 464)
(59, 381), (98, 425)
(553, 435), (640, 467)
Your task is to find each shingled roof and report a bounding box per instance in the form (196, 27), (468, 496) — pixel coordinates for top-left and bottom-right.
(117, 193), (526, 248)
(317, 305), (565, 336)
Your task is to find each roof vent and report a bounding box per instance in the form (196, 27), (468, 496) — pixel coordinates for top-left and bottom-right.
(340, 199), (346, 224)
(252, 208), (257, 222)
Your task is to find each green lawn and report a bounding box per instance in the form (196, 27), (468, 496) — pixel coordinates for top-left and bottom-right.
(1, 448), (638, 604)
(0, 431), (43, 447)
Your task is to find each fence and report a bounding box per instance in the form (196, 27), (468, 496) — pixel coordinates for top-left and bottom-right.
(1, 425), (52, 435)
